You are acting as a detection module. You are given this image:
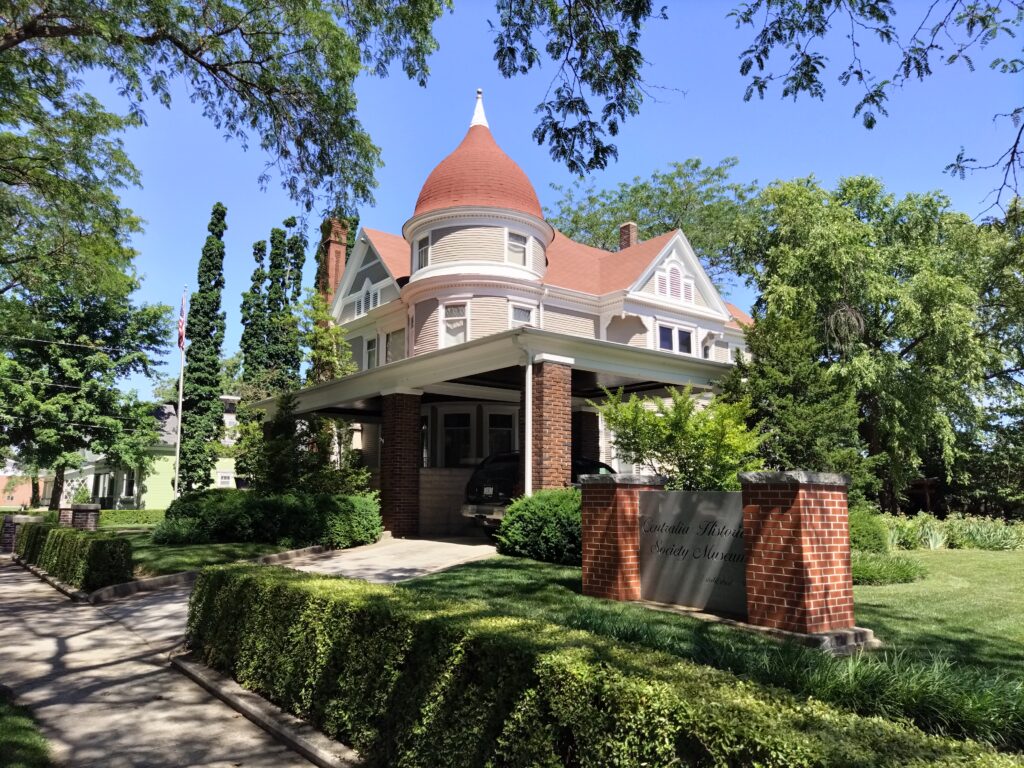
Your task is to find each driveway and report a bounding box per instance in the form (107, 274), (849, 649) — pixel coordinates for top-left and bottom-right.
(286, 536), (496, 582)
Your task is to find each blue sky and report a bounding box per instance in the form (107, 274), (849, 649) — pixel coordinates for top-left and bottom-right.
(105, 3), (1016, 398)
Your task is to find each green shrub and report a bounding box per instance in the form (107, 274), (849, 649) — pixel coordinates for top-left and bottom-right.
(99, 509), (165, 528)
(167, 488), (253, 540)
(881, 513), (923, 549)
(851, 551), (927, 585)
(37, 528), (133, 590)
(848, 502), (889, 553)
(14, 523), (54, 564)
(40, 510), (58, 524)
(945, 514), (1024, 551)
(495, 488), (582, 565)
(186, 565), (1018, 767)
(322, 494), (383, 549)
(152, 516), (211, 545)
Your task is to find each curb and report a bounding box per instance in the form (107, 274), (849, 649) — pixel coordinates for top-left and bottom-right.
(89, 570), (198, 604)
(12, 556), (90, 602)
(170, 654), (361, 768)
(255, 545), (327, 564)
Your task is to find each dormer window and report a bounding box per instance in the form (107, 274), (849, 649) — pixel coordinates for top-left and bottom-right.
(507, 232), (528, 266)
(416, 236), (430, 271)
(656, 265), (694, 303)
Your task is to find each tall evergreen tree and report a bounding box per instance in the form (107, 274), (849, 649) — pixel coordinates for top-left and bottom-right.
(179, 203), (228, 493)
(239, 240), (269, 384)
(264, 224), (301, 392)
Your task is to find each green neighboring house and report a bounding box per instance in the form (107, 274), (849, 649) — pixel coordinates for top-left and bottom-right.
(41, 396), (239, 510)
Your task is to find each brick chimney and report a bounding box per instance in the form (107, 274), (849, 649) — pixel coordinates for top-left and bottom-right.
(319, 218), (348, 306)
(619, 221), (639, 250)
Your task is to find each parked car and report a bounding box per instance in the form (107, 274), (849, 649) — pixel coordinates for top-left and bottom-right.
(461, 451), (616, 529)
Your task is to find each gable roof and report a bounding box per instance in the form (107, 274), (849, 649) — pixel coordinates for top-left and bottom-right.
(363, 228), (410, 280)
(544, 229), (678, 295)
(724, 302), (753, 330)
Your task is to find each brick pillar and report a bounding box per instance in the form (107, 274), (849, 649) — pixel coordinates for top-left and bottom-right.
(71, 504), (100, 531)
(740, 471), (855, 634)
(581, 475), (665, 601)
(380, 391), (422, 537)
(58, 507), (73, 527)
(531, 360), (572, 491)
(572, 410), (600, 460)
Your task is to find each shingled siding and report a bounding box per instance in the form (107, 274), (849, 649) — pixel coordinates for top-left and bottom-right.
(414, 299), (439, 355)
(544, 306), (599, 339)
(470, 296), (507, 340)
(431, 225), (505, 264)
(606, 315), (648, 348)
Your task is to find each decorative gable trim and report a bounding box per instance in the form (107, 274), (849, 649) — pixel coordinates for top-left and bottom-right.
(332, 228), (401, 319)
(628, 231), (731, 318)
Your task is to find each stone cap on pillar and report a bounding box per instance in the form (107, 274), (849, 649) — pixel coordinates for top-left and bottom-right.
(578, 473), (667, 486)
(739, 471), (850, 487)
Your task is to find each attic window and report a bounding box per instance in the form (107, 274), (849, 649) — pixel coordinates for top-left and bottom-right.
(353, 287), (380, 318)
(657, 265), (694, 303)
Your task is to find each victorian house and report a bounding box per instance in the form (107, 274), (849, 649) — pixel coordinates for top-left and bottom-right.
(277, 91), (752, 536)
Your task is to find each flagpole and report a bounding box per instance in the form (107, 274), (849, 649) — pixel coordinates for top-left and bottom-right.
(173, 286), (187, 499)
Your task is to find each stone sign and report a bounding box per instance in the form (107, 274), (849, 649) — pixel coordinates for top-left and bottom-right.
(638, 491), (747, 617)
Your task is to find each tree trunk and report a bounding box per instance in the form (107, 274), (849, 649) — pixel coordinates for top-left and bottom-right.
(48, 466), (64, 510)
(30, 475), (40, 508)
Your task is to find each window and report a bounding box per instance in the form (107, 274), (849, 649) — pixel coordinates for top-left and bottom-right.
(443, 413), (472, 467)
(416, 237), (430, 271)
(366, 337), (378, 369)
(123, 470), (135, 497)
(657, 324), (694, 355)
(511, 305), (534, 327)
(656, 264), (695, 303)
(421, 415), (429, 468)
(487, 413), (515, 455)
(507, 232), (528, 266)
(218, 472), (233, 488)
(385, 329), (406, 363)
(443, 303), (467, 346)
(354, 287), (379, 318)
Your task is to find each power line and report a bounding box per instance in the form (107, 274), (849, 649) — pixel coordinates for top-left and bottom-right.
(0, 334), (127, 353)
(0, 406), (161, 425)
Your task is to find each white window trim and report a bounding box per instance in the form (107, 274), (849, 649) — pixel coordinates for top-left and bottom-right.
(483, 405), (520, 456)
(508, 301), (537, 328)
(655, 321), (698, 356)
(505, 228), (530, 268)
(365, 335), (379, 369)
(414, 234), (431, 273)
(654, 258), (696, 304)
(439, 300), (471, 348)
(434, 404), (477, 468)
(384, 326), (407, 364)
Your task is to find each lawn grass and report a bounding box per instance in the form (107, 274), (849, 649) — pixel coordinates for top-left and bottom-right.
(853, 549), (1024, 673)
(116, 532), (286, 577)
(0, 689), (51, 768)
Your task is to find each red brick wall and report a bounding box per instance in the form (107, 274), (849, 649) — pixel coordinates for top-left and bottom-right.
(741, 477), (855, 634)
(581, 477), (664, 601)
(531, 362), (572, 490)
(380, 392), (421, 537)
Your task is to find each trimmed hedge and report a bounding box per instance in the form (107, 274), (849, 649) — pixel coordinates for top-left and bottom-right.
(99, 509), (165, 528)
(14, 522), (54, 565)
(848, 504), (889, 553)
(851, 551), (927, 585)
(186, 565), (1020, 767)
(495, 488), (582, 565)
(36, 528), (133, 591)
(166, 488), (382, 549)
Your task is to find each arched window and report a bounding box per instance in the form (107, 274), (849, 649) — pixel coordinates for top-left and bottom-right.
(668, 267), (682, 299)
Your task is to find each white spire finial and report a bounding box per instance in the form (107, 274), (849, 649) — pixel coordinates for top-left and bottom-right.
(470, 88), (489, 128)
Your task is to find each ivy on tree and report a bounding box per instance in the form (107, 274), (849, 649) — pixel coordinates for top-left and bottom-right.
(179, 203), (228, 494)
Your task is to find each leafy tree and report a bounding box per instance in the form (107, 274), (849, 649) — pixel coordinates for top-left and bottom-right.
(729, 176), (1021, 508)
(240, 240), (270, 385)
(593, 387), (763, 490)
(720, 313), (879, 499)
(179, 203), (228, 493)
(0, 280), (170, 508)
(731, 1), (1023, 204)
(302, 290), (356, 385)
(547, 157), (756, 283)
(264, 222), (302, 392)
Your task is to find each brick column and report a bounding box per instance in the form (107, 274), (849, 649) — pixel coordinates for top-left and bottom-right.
(581, 475), (665, 601)
(740, 471), (855, 634)
(71, 504), (100, 531)
(380, 390), (422, 538)
(572, 409), (601, 460)
(531, 359), (572, 491)
(58, 507), (73, 527)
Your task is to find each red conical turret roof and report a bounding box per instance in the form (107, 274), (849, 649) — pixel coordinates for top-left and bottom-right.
(413, 90), (543, 219)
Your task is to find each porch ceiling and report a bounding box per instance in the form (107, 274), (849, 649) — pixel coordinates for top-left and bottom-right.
(255, 328), (731, 417)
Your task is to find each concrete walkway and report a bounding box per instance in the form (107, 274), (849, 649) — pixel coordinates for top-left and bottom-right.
(0, 538), (495, 766)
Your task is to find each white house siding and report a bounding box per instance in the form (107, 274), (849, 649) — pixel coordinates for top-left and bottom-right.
(413, 299), (439, 355)
(544, 306), (599, 339)
(419, 467), (475, 535)
(470, 296), (507, 340)
(379, 284), (399, 304)
(713, 340), (730, 362)
(606, 315), (648, 348)
(529, 235), (546, 274)
(430, 225), (505, 264)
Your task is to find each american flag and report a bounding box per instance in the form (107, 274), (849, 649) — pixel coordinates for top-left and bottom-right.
(177, 289), (188, 350)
